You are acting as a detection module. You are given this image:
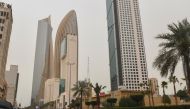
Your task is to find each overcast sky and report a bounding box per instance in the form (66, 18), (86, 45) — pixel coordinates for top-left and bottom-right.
(3, 0), (190, 107)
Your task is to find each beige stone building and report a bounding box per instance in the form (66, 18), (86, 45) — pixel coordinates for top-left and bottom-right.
(31, 10), (78, 108)
(0, 2), (13, 79)
(54, 10), (78, 108)
(5, 65), (19, 105)
(149, 78), (159, 96)
(44, 78), (60, 103)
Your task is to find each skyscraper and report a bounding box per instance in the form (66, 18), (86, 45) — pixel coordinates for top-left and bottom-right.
(0, 2), (13, 78)
(31, 16), (54, 104)
(106, 0), (148, 91)
(54, 10), (78, 108)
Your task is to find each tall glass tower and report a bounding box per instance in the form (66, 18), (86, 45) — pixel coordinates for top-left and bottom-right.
(106, 0), (148, 91)
(31, 17), (53, 104)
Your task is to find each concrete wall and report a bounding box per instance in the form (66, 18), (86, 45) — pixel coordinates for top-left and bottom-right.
(5, 65), (19, 105)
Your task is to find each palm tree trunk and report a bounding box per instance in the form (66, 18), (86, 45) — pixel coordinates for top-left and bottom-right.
(163, 88), (166, 106)
(183, 53), (190, 93)
(81, 91), (83, 109)
(151, 89), (155, 106)
(163, 87), (165, 96)
(173, 82), (178, 105)
(97, 94), (100, 109)
(148, 94), (151, 106)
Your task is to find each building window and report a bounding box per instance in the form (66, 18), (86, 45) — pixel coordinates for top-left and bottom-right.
(0, 11), (3, 16)
(3, 12), (6, 16)
(6, 13), (9, 19)
(0, 34), (2, 39)
(2, 19), (5, 24)
(1, 26), (3, 31)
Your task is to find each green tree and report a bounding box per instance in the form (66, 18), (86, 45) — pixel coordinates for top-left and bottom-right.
(153, 19), (190, 93)
(68, 99), (81, 109)
(69, 99), (76, 109)
(161, 81), (168, 106)
(75, 98), (81, 109)
(72, 81), (90, 109)
(169, 75), (179, 105)
(106, 98), (117, 107)
(176, 90), (189, 100)
(161, 81), (168, 96)
(90, 83), (106, 109)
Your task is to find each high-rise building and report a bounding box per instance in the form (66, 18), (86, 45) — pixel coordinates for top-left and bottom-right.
(5, 65), (19, 105)
(149, 78), (159, 96)
(54, 10), (78, 108)
(0, 2), (13, 78)
(106, 0), (148, 91)
(31, 16), (54, 104)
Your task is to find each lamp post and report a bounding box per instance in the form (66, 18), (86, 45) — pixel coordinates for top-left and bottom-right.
(67, 62), (75, 108)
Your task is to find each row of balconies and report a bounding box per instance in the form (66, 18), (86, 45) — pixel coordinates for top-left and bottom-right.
(0, 2), (12, 9)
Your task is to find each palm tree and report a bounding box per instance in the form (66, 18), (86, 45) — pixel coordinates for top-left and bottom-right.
(90, 83), (106, 109)
(161, 81), (168, 106)
(72, 81), (90, 109)
(169, 75), (179, 105)
(161, 81), (168, 96)
(153, 19), (190, 93)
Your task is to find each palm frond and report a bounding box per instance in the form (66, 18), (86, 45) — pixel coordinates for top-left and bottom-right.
(156, 33), (173, 41)
(158, 42), (175, 48)
(168, 23), (179, 34)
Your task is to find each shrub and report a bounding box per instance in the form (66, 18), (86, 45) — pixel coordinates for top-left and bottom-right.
(85, 101), (91, 106)
(101, 101), (111, 108)
(176, 90), (188, 100)
(162, 95), (171, 105)
(130, 94), (144, 106)
(107, 98), (117, 106)
(90, 101), (97, 109)
(119, 97), (137, 107)
(101, 104), (190, 109)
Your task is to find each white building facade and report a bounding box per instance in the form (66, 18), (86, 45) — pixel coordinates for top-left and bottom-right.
(106, 0), (148, 91)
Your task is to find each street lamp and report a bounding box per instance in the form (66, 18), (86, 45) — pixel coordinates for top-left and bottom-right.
(67, 62), (75, 108)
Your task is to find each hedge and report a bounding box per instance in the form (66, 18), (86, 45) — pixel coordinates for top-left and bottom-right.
(101, 105), (190, 109)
